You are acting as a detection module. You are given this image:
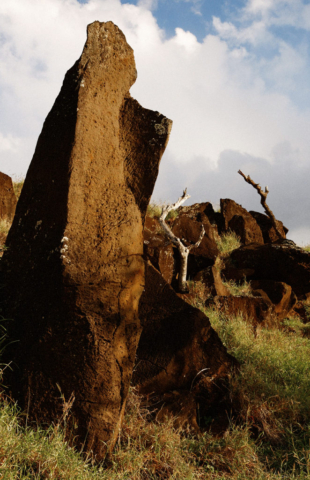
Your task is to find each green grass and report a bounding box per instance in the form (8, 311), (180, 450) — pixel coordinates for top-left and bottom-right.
(205, 307), (310, 477)
(2, 222), (310, 478)
(2, 305), (310, 479)
(147, 203), (179, 222)
(216, 230), (241, 257)
(222, 278), (253, 296)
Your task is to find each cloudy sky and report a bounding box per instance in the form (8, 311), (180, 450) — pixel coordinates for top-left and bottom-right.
(1, 0), (310, 244)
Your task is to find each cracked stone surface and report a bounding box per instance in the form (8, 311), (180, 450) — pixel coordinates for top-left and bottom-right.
(2, 21), (172, 458)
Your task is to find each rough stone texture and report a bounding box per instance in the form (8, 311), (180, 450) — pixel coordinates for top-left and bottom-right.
(221, 199), (264, 245)
(250, 211), (288, 243)
(133, 262), (237, 429)
(0, 172), (17, 221)
(194, 265), (230, 297)
(223, 242), (310, 299)
(251, 280), (297, 320)
(2, 21), (172, 458)
(171, 204), (219, 279)
(214, 295), (274, 326)
(178, 202), (223, 235)
(143, 216), (174, 284)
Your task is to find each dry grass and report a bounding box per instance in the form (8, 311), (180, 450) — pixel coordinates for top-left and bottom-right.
(222, 278), (253, 297)
(0, 218), (11, 255)
(1, 203), (310, 478)
(12, 177), (24, 201)
(216, 231), (241, 257)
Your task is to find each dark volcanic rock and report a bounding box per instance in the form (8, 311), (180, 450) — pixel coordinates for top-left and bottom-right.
(0, 172), (17, 221)
(171, 203), (220, 278)
(223, 243), (310, 299)
(194, 265), (230, 297)
(143, 216), (174, 284)
(133, 262), (237, 430)
(214, 295), (273, 326)
(251, 280), (297, 320)
(221, 199), (264, 245)
(2, 21), (172, 458)
(250, 211), (288, 243)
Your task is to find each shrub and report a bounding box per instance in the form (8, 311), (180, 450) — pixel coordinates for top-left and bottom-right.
(223, 278), (253, 296)
(216, 230), (241, 257)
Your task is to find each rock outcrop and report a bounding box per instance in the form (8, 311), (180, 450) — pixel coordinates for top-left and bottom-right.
(143, 216), (174, 284)
(221, 199), (264, 245)
(0, 172), (17, 221)
(2, 21), (172, 458)
(249, 211), (288, 243)
(223, 242), (310, 299)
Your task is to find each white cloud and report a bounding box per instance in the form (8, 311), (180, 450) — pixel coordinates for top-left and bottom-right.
(1, 0), (310, 243)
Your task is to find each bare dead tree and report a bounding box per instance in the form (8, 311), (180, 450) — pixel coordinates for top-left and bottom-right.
(159, 188), (205, 293)
(238, 170), (284, 240)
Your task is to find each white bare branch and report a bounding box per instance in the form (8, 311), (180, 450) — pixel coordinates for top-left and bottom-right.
(238, 170), (284, 240)
(158, 189), (206, 292)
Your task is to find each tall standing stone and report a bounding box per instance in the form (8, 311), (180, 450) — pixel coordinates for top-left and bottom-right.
(2, 21), (172, 457)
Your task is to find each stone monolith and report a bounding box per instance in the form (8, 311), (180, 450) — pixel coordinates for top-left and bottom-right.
(2, 21), (172, 458)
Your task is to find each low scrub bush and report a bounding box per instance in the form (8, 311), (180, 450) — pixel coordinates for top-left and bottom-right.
(223, 278), (253, 297)
(216, 230), (241, 257)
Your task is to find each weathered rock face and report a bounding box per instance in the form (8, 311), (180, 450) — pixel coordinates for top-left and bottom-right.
(171, 203), (220, 279)
(221, 199), (264, 245)
(0, 172), (17, 221)
(251, 280), (297, 320)
(250, 211), (288, 243)
(194, 265), (230, 297)
(133, 262), (237, 430)
(143, 216), (174, 284)
(2, 21), (172, 458)
(223, 243), (310, 299)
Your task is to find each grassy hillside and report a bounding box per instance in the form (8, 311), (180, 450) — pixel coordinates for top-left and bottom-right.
(1, 293), (310, 478)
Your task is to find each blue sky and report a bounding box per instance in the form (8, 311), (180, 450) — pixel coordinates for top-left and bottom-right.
(1, 0), (310, 243)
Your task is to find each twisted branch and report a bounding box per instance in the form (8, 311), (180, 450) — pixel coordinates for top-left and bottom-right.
(159, 189), (205, 292)
(238, 170), (284, 240)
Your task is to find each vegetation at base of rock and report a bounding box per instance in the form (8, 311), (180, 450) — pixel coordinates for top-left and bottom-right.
(222, 278), (253, 296)
(216, 230), (241, 256)
(0, 219), (11, 255)
(147, 202), (179, 221)
(2, 296), (310, 479)
(13, 178), (24, 200)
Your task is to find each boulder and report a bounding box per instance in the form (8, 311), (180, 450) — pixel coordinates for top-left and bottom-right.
(143, 216), (174, 284)
(133, 262), (237, 431)
(177, 202), (223, 235)
(171, 204), (220, 279)
(0, 172), (17, 221)
(2, 21), (172, 458)
(214, 295), (273, 326)
(223, 242), (310, 299)
(251, 280), (297, 320)
(194, 265), (230, 297)
(250, 211), (287, 243)
(220, 199), (264, 245)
